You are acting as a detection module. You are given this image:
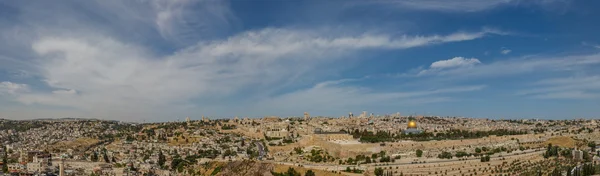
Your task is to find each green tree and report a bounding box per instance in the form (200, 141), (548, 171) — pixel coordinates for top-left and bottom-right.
(588, 141), (596, 151)
(158, 150), (166, 167)
(475, 147), (482, 153)
(2, 146), (7, 173)
(103, 153), (110, 163)
(416, 149), (423, 157)
(480, 155), (490, 162)
(285, 167), (301, 176)
(2, 156), (7, 173)
(305, 170), (315, 176)
(374, 167), (384, 176)
(176, 162), (185, 173)
(91, 152), (99, 162)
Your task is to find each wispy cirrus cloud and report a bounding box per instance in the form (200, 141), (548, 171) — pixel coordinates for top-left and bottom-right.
(383, 0), (570, 12)
(390, 0), (514, 12)
(255, 79), (485, 113)
(517, 76), (600, 99)
(2, 27), (494, 120)
(582, 42), (600, 49)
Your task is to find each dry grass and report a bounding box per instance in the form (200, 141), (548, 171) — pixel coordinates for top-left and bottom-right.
(51, 137), (99, 152)
(544, 136), (578, 148)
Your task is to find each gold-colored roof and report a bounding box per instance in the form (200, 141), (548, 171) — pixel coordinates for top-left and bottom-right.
(408, 120), (417, 128)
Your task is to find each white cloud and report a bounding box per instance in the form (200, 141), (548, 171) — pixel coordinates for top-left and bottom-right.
(430, 57), (481, 69)
(501, 49), (511, 54)
(4, 28), (492, 119)
(417, 57), (481, 76)
(0, 82), (29, 95)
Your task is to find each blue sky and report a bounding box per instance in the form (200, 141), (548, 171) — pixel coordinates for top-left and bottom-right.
(1, 0), (600, 121)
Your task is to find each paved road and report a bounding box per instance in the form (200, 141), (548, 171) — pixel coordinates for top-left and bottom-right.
(254, 141), (266, 159)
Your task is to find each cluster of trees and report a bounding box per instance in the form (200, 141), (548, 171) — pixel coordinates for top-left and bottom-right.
(350, 130), (394, 143)
(282, 138), (294, 144)
(222, 149), (237, 159)
(374, 167), (394, 176)
(221, 124), (236, 130)
(307, 149), (334, 163)
(476, 146), (511, 156)
(543, 143), (574, 159)
(344, 167), (363, 174)
(588, 141), (596, 151)
(349, 128), (527, 143)
(341, 151), (396, 165)
(480, 155), (490, 162)
(293, 147), (303, 155)
(197, 149), (220, 159)
(264, 135), (282, 141)
(170, 154), (199, 173)
(0, 121), (46, 132)
(272, 168), (315, 176)
(438, 151), (453, 159)
(574, 163), (597, 176)
(437, 146), (513, 160)
(550, 166), (572, 176)
(431, 129), (527, 140)
(544, 144), (559, 158)
(455, 151), (469, 158)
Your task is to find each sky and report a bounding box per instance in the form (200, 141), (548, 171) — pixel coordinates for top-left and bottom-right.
(1, 0), (600, 121)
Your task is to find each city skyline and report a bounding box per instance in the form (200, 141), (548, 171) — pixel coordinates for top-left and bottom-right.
(1, 0), (600, 121)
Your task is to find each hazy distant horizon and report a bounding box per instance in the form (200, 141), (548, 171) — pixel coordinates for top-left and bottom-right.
(1, 114), (598, 123)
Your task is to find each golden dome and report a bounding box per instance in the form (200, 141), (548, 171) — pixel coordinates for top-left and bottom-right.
(408, 120), (417, 128)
